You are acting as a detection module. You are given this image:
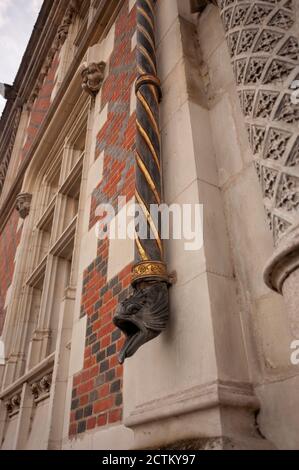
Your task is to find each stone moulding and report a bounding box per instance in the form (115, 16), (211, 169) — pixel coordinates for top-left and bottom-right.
(0, 107), (22, 195)
(26, 1), (79, 111)
(113, 0), (170, 363)
(124, 380), (260, 427)
(0, 1), (120, 235)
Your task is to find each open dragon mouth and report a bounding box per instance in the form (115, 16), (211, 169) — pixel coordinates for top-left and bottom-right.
(113, 283), (169, 363)
(113, 317), (144, 364)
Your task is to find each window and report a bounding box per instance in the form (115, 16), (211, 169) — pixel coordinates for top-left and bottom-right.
(22, 123), (87, 373)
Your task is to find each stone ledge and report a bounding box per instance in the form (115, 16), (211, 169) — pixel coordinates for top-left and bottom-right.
(124, 379), (259, 427)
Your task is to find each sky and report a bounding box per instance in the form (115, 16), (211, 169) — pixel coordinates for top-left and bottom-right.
(0, 0), (43, 116)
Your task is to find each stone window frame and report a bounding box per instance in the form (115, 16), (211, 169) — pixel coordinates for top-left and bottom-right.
(21, 119), (87, 374)
(0, 99), (91, 450)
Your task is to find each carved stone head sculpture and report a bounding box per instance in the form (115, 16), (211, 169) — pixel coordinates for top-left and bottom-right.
(81, 62), (106, 97)
(113, 282), (169, 364)
(16, 193), (32, 219)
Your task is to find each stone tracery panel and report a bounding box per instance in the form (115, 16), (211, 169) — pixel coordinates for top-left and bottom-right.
(217, 0), (299, 245)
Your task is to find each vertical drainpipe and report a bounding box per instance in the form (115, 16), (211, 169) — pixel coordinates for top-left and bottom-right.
(114, 0), (169, 364)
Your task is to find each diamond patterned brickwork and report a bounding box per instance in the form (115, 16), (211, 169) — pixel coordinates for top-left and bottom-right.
(21, 52), (60, 161)
(69, 0), (136, 437)
(0, 211), (22, 335)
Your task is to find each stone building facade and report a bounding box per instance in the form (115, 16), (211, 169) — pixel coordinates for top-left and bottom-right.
(0, 0), (298, 450)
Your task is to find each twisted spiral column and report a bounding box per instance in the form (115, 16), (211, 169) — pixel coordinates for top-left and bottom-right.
(132, 0), (168, 284)
(113, 0), (169, 363)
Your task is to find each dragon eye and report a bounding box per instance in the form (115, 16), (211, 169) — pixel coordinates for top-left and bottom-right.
(128, 306), (139, 315)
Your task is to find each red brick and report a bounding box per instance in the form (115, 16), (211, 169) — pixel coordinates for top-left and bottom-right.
(99, 383), (110, 398)
(108, 408), (122, 424)
(87, 417), (97, 430)
(78, 379), (94, 395)
(80, 395), (89, 406)
(97, 414), (108, 427)
(93, 397), (114, 414)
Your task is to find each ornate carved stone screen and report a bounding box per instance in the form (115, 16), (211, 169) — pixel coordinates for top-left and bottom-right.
(198, 0), (299, 334)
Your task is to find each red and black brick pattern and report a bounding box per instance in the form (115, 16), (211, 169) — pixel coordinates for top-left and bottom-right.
(22, 52), (59, 161)
(0, 211), (22, 335)
(69, 0), (137, 436)
(0, 46), (60, 335)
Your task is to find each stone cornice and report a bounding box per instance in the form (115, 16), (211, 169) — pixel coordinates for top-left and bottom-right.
(0, 0), (122, 233)
(0, 1), (67, 149)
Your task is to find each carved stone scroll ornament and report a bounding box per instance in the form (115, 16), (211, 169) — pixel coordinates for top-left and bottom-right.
(0, 107), (22, 195)
(5, 393), (21, 418)
(200, 1), (299, 334)
(57, 2), (78, 46)
(81, 62), (106, 97)
(16, 192), (32, 219)
(113, 0), (169, 363)
(26, 1), (78, 111)
(31, 373), (52, 404)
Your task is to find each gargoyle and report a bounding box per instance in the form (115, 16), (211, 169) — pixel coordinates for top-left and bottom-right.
(113, 282), (169, 364)
(81, 62), (106, 97)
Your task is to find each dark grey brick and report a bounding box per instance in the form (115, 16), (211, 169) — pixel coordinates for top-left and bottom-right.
(115, 393), (122, 407)
(96, 350), (106, 363)
(89, 390), (98, 402)
(78, 421), (86, 434)
(110, 380), (121, 393)
(113, 283), (122, 296)
(75, 408), (83, 420)
(92, 341), (101, 355)
(105, 369), (115, 382)
(107, 344), (116, 357)
(100, 360), (109, 373)
(112, 329), (121, 342)
(95, 374), (105, 387)
(84, 405), (93, 418)
(71, 399), (79, 410)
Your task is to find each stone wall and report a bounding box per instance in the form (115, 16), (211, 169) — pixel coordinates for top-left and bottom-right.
(67, 0), (137, 441)
(0, 211), (21, 335)
(197, 2), (299, 449)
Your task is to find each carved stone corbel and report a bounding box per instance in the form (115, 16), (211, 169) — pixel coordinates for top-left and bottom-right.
(5, 393), (21, 417)
(31, 373), (52, 404)
(81, 62), (106, 97)
(16, 193), (32, 219)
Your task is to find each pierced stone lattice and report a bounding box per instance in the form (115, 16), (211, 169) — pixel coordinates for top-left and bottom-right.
(218, 0), (299, 244)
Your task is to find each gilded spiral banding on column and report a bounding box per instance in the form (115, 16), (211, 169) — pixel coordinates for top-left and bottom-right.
(113, 0), (169, 363)
(133, 0), (168, 284)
